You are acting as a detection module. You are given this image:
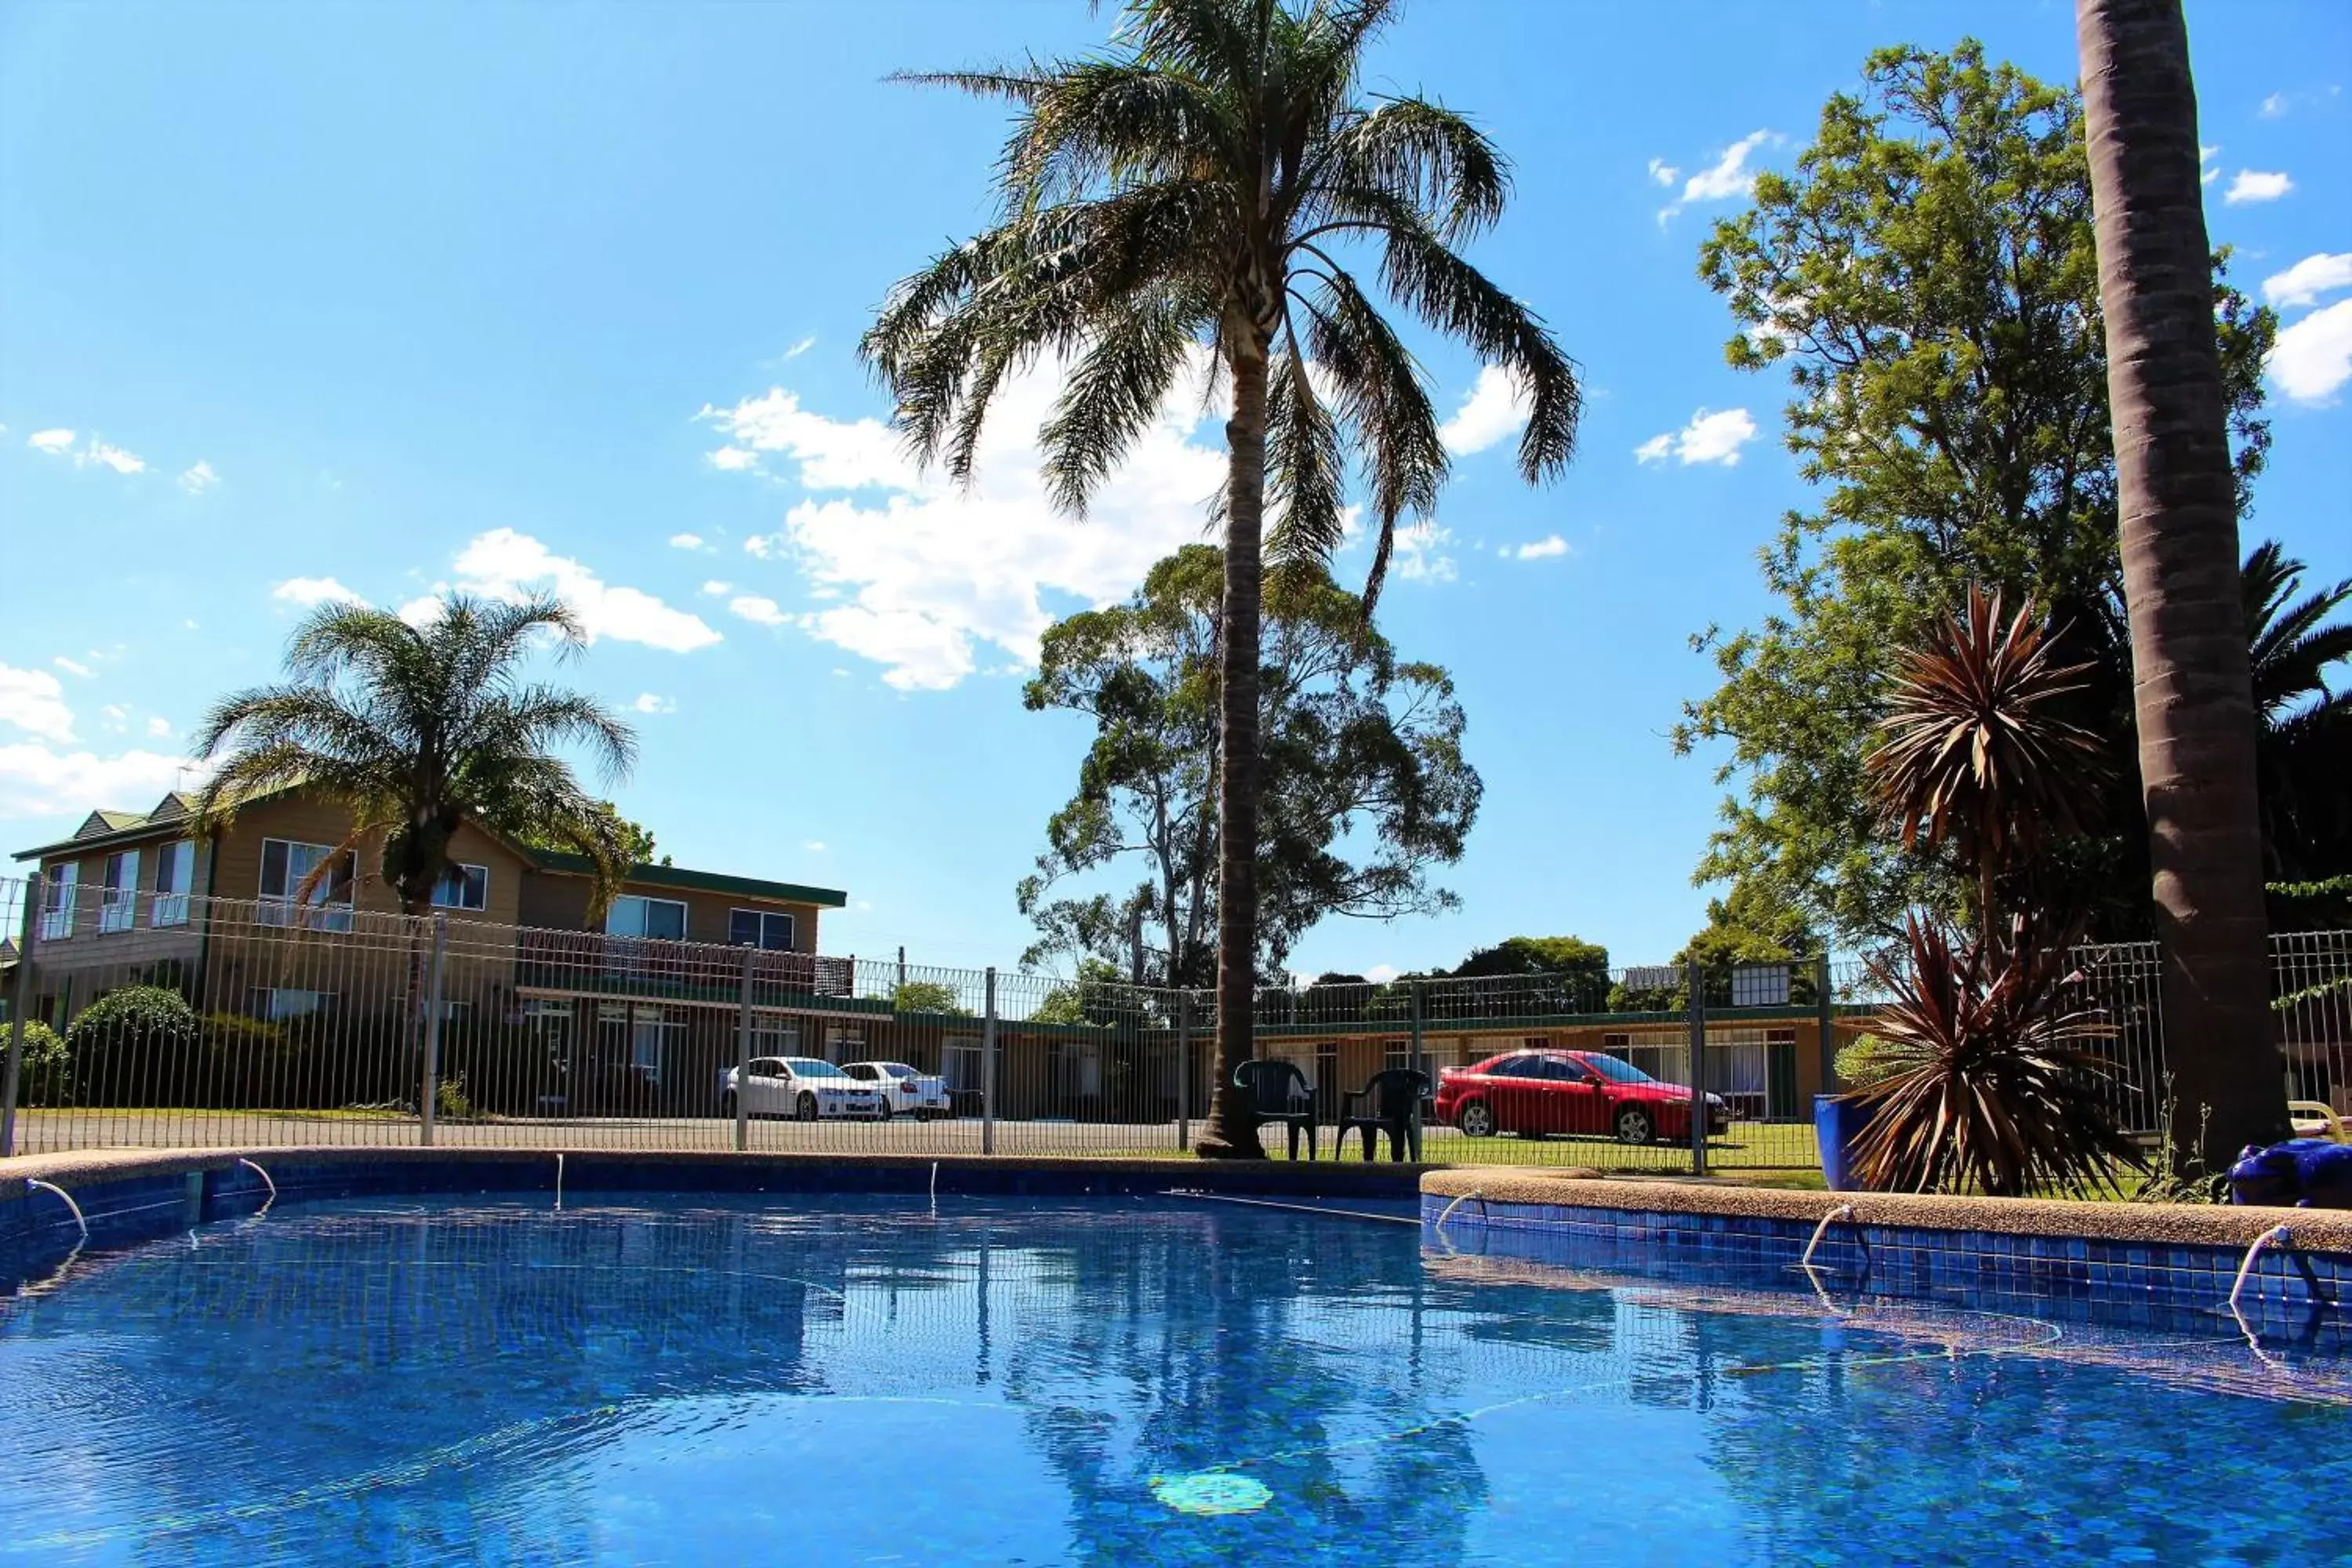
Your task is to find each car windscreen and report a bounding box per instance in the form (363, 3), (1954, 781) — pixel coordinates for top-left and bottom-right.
(1581, 1055), (1654, 1084)
(783, 1058), (849, 1079)
(877, 1062), (918, 1078)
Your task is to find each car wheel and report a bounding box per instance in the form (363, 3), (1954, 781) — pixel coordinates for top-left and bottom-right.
(875, 1097), (894, 1122)
(1615, 1105), (1655, 1145)
(719, 1091), (738, 1121)
(1457, 1100), (1496, 1138)
(797, 1092), (819, 1123)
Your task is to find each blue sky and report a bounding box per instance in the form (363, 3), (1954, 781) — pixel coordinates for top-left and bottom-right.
(4, 0), (2347, 978)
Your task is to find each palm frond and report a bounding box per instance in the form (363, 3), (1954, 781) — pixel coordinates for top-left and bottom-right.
(1261, 345), (1347, 574)
(1327, 95), (1508, 241)
(1298, 267), (1444, 614)
(1040, 288), (1205, 514)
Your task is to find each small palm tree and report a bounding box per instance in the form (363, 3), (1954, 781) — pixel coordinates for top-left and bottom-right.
(191, 593), (638, 915)
(863, 0), (1581, 1156)
(1866, 586), (2106, 927)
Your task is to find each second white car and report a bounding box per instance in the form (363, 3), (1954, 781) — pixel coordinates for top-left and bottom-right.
(840, 1060), (952, 1120)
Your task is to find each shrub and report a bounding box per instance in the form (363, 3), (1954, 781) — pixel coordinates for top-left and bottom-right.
(1846, 916), (2143, 1197)
(1833, 1033), (1910, 1091)
(67, 985), (200, 1105)
(11, 1021), (73, 1108)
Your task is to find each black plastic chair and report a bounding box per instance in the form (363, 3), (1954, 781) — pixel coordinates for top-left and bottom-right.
(1234, 1058), (1318, 1160)
(1337, 1069), (1432, 1162)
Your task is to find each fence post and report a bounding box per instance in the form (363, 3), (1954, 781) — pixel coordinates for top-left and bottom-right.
(1409, 979), (1428, 1162)
(419, 913), (448, 1147)
(1815, 952), (1837, 1096)
(0, 880), (38, 1159)
(982, 966), (997, 1156)
(1686, 956), (1708, 1176)
(735, 945), (754, 1154)
(1175, 991), (1192, 1152)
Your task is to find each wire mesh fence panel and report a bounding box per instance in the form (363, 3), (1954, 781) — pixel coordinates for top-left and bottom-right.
(7, 869), (2342, 1168)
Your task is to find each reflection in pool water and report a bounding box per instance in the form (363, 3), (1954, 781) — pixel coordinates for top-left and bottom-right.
(0, 1193), (2346, 1565)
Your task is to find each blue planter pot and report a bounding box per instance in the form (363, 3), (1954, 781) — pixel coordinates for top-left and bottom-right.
(1816, 1094), (1874, 1192)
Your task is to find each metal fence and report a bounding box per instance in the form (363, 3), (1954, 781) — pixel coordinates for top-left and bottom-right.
(4, 877), (2347, 1174)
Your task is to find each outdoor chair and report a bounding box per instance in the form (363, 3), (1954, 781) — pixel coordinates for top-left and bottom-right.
(1234, 1058), (1317, 1160)
(1336, 1069), (1432, 1163)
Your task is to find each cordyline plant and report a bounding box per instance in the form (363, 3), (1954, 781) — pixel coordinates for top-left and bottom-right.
(1847, 913), (2143, 1196)
(862, 0), (1581, 1157)
(1865, 584), (2105, 926)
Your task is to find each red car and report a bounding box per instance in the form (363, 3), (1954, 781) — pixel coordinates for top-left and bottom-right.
(1435, 1050), (1729, 1144)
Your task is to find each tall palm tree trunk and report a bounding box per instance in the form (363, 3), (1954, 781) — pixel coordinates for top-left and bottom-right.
(1195, 345), (1271, 1159)
(2077, 0), (2285, 1164)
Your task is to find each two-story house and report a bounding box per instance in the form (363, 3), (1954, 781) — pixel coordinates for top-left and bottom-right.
(12, 786), (848, 1110)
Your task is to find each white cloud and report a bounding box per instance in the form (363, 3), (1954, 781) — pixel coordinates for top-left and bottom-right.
(783, 336), (816, 360)
(25, 428), (144, 472)
(803, 839), (826, 853)
(701, 580), (733, 596)
(2262, 252), (2352, 310)
(1439, 363), (1529, 455)
(2200, 145), (2221, 187)
(0, 663), (76, 741)
(2269, 299), (2352, 402)
(1646, 158), (1679, 188)
(700, 388), (909, 489)
(728, 594), (789, 626)
(668, 532), (706, 550)
(447, 528), (722, 652)
(178, 460), (218, 494)
(707, 446), (760, 473)
(146, 716), (172, 738)
(1509, 535), (1571, 561)
(0, 743), (201, 821)
(1659, 131), (1774, 221)
(1391, 524), (1457, 584)
(2224, 169), (2293, 205)
(715, 356), (1229, 691)
(1636, 407), (1759, 466)
(27, 429), (74, 454)
(2261, 92), (2288, 118)
(53, 656), (94, 679)
(630, 692), (676, 715)
(100, 703), (130, 731)
(272, 575), (365, 608)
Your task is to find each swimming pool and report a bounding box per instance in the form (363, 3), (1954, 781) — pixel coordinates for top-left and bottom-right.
(2, 1192), (2346, 1565)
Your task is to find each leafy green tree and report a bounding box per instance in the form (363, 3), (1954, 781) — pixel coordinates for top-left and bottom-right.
(194, 593), (638, 916)
(1018, 545), (1480, 987)
(1608, 884), (1822, 1013)
(2244, 542), (2352, 893)
(862, 0), (1579, 1157)
(1030, 958), (1149, 1027)
(890, 980), (972, 1018)
(1674, 42), (2272, 947)
(513, 801), (665, 869)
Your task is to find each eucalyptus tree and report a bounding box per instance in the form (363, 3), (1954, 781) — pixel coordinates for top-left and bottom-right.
(2077, 0), (2282, 1156)
(862, 0), (1581, 1156)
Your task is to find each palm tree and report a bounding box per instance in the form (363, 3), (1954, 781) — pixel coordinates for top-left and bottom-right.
(862, 0), (1581, 1156)
(2075, 0), (2284, 1160)
(191, 593), (638, 915)
(2243, 540), (2352, 880)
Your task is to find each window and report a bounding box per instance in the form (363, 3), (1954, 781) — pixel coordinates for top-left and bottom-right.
(750, 1023), (801, 1058)
(1731, 964), (1791, 1007)
(258, 839), (356, 931)
(431, 862), (489, 913)
(728, 908), (797, 950)
(37, 863), (77, 942)
(250, 987), (338, 1021)
(942, 1036), (984, 1094)
(152, 840), (194, 927)
(100, 850), (141, 934)
(605, 895), (687, 941)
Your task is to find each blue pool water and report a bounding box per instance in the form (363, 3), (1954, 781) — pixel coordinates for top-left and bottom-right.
(2, 1192), (2347, 1566)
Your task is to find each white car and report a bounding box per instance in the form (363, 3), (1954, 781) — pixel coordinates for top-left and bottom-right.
(840, 1060), (951, 1120)
(719, 1057), (884, 1122)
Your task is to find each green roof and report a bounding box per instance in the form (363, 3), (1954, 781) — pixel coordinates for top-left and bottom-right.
(525, 849), (848, 908)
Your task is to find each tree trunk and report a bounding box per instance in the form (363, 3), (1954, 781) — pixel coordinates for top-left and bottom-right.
(1194, 345), (1271, 1159)
(2076, 0), (2285, 1165)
